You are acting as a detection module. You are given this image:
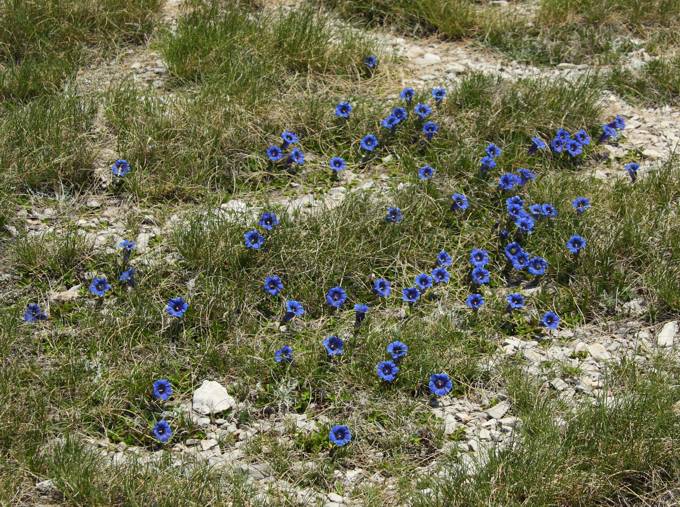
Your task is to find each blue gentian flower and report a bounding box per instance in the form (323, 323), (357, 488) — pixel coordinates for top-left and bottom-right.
(527, 256), (548, 276)
(373, 278), (391, 297)
(611, 115), (625, 130)
(431, 267), (450, 284)
(354, 303), (369, 326)
(166, 297), (188, 318)
(499, 229), (510, 240)
(418, 164), (435, 180)
(437, 250), (453, 267)
(498, 173), (520, 191)
(266, 145), (283, 162)
(360, 134), (378, 152)
(335, 101), (352, 119)
(574, 129), (591, 146)
(326, 286), (347, 309)
(514, 212), (535, 234)
(485, 143), (502, 158)
(517, 168), (536, 185)
(506, 195), (524, 208)
(599, 124), (617, 142)
(111, 159), (131, 177)
(364, 55), (378, 68)
(392, 107), (408, 122)
(153, 420), (172, 443)
(541, 203), (558, 218)
(275, 345), (293, 363)
(470, 249), (489, 267)
(529, 136), (547, 154)
(258, 211), (280, 231)
(540, 311), (560, 330)
(511, 251), (530, 271)
(466, 293), (484, 310)
(422, 121), (439, 140)
(414, 103), (432, 119)
(288, 147), (305, 165)
(415, 273), (433, 291)
(566, 139), (583, 157)
(471, 267), (490, 285)
(119, 239), (136, 252)
(377, 360), (399, 382)
(571, 196), (590, 214)
(550, 137), (565, 153)
(323, 335), (344, 356)
(450, 193), (469, 211)
(263, 275), (284, 296)
(244, 229), (265, 250)
(480, 156), (496, 172)
(385, 206), (403, 223)
(152, 379), (173, 401)
(506, 293), (525, 311)
(625, 162), (639, 182)
(89, 276), (111, 297)
(23, 303), (47, 322)
(119, 268), (135, 286)
(429, 373), (452, 397)
(281, 130), (299, 148)
(284, 300), (305, 320)
(387, 340), (408, 360)
(381, 115), (400, 130)
(507, 203), (524, 218)
(566, 234), (586, 254)
(432, 87), (447, 102)
(555, 128), (571, 141)
(400, 87), (415, 103)
(529, 203), (543, 218)
(504, 242), (523, 259)
(329, 156), (347, 173)
(402, 287), (421, 304)
(329, 424), (352, 446)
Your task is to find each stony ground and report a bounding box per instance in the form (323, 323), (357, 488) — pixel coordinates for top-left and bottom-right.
(4, 1), (680, 506)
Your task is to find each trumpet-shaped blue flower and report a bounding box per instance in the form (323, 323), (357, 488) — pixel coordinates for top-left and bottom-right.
(23, 303), (47, 322)
(376, 360), (399, 382)
(323, 335), (344, 356)
(432, 267), (450, 284)
(258, 211), (279, 231)
(415, 273), (433, 291)
(329, 424), (352, 446)
(330, 156), (346, 172)
(387, 340), (408, 360)
(471, 267), (490, 285)
(360, 134), (378, 152)
(571, 196), (590, 214)
(566, 234), (586, 254)
(166, 297), (188, 318)
(402, 287), (421, 304)
(386, 206), (403, 223)
(414, 103), (432, 119)
(264, 275), (284, 296)
(373, 278), (391, 297)
(437, 250), (452, 267)
(89, 276), (111, 297)
(111, 159), (131, 177)
(400, 87), (415, 103)
(153, 420), (172, 443)
(335, 101), (352, 119)
(429, 373), (452, 397)
(466, 293), (484, 310)
(326, 286), (347, 309)
(506, 293), (525, 311)
(418, 165), (435, 180)
(267, 145), (283, 162)
(152, 379), (173, 401)
(540, 311), (560, 330)
(470, 249), (489, 267)
(527, 256), (548, 276)
(275, 345), (293, 363)
(451, 193), (469, 211)
(485, 143), (502, 158)
(244, 229), (265, 250)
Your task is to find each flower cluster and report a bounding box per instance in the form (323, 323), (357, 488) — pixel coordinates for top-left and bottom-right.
(599, 115), (626, 143)
(266, 130), (305, 167)
(151, 379), (173, 443)
(244, 211), (281, 251)
(549, 127), (590, 158)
